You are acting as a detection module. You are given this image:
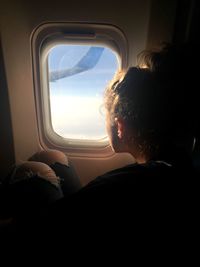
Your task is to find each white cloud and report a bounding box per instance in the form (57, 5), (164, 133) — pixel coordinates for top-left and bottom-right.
(50, 95), (107, 139)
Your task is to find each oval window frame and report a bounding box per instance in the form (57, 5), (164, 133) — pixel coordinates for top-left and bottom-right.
(31, 23), (128, 157)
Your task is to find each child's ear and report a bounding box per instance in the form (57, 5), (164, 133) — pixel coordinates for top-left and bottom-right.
(114, 117), (125, 139)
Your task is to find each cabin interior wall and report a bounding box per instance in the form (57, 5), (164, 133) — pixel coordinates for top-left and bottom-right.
(146, 0), (177, 48)
(0, 38), (15, 181)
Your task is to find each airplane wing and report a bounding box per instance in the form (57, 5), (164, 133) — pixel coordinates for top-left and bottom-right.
(49, 47), (104, 82)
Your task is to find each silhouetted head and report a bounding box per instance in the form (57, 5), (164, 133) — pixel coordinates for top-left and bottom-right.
(104, 43), (199, 163)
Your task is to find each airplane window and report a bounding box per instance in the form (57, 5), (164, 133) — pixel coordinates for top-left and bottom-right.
(48, 45), (119, 140)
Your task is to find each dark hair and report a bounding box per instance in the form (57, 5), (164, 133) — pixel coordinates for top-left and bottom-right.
(137, 43), (199, 136)
(104, 43), (199, 158)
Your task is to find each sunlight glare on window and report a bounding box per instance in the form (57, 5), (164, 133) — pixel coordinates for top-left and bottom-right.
(48, 45), (119, 140)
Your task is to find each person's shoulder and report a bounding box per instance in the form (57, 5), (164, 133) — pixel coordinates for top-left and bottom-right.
(80, 163), (139, 189)
(78, 161), (172, 195)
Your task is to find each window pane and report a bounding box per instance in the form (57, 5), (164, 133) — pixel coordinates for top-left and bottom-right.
(48, 45), (119, 140)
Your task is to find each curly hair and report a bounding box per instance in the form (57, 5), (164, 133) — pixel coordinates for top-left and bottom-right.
(104, 67), (163, 157)
(104, 43), (199, 158)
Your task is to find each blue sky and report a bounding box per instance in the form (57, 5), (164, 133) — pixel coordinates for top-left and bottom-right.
(48, 45), (119, 140)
